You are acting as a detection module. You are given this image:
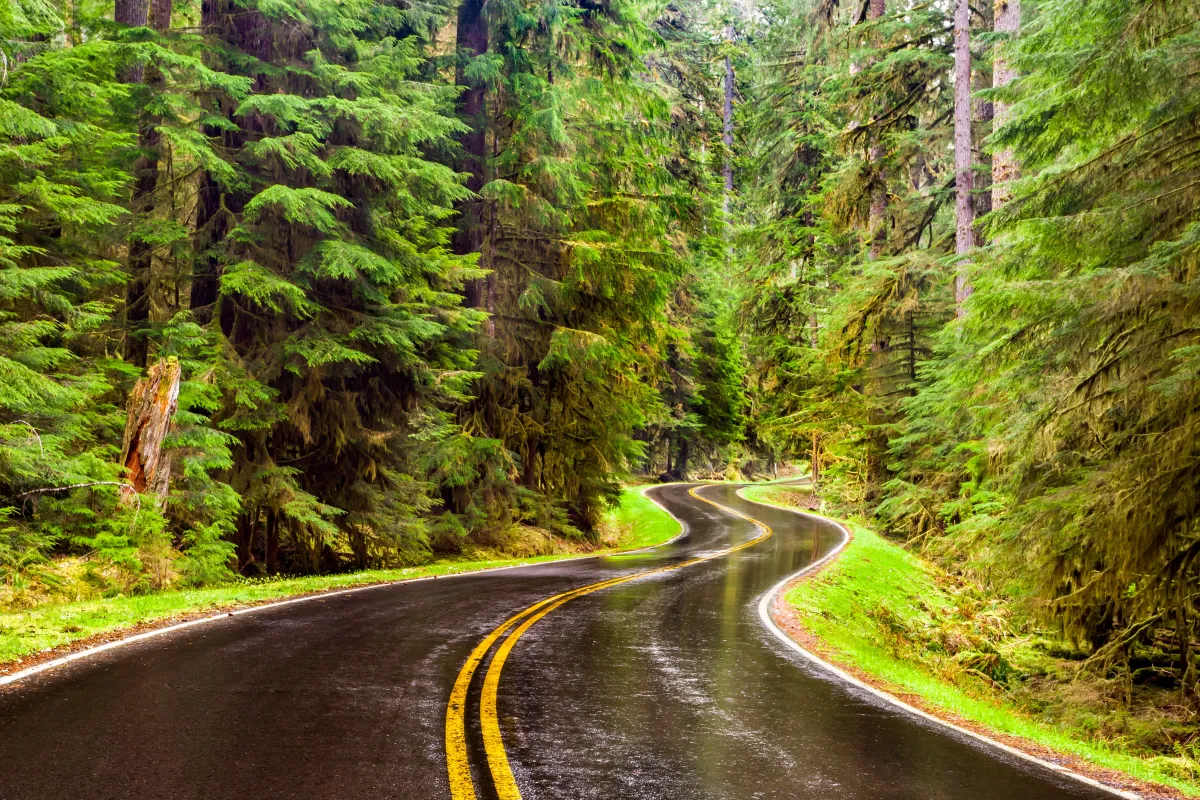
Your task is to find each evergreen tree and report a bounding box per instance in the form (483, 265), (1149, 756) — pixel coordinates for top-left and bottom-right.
(446, 0), (715, 529)
(739, 0), (1200, 694)
(897, 0), (1200, 689)
(740, 0), (955, 499)
(190, 0), (486, 571)
(0, 0), (150, 581)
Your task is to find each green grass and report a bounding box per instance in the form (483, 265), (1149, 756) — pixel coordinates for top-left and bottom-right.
(1, 485), (680, 668)
(600, 484), (681, 550)
(744, 484), (1200, 798)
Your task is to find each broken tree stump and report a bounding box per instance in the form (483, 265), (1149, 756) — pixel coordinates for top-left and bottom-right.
(119, 357), (181, 507)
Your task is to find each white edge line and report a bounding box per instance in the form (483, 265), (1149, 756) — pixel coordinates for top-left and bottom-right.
(0, 482), (701, 689)
(739, 486), (1142, 800)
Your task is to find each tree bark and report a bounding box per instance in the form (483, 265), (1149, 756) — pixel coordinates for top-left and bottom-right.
(722, 23), (735, 227)
(64, 0), (83, 46)
(953, 0), (974, 317)
(866, 0), (886, 259)
(121, 0), (173, 368)
(115, 0), (149, 81)
(265, 507), (280, 574)
(117, 0), (150, 365)
(992, 0), (1020, 209)
(453, 0), (490, 324)
(973, 0), (994, 228)
(119, 358), (181, 508)
(811, 431), (820, 488)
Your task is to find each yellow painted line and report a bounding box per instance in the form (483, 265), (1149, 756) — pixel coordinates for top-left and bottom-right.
(447, 485), (774, 800)
(445, 573), (643, 799)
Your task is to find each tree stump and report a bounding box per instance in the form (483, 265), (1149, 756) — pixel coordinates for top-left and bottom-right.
(119, 358), (181, 507)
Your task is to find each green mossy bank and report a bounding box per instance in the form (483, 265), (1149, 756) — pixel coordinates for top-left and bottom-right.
(741, 485), (1200, 799)
(0, 486), (680, 670)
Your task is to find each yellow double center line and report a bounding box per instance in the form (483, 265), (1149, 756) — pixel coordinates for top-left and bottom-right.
(445, 486), (774, 800)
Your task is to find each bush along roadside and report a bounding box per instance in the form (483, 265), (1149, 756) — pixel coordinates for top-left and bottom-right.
(0, 486), (680, 675)
(741, 484), (1200, 800)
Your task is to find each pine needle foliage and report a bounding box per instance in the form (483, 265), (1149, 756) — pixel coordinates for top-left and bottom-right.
(449, 0), (719, 531)
(740, 0), (1200, 698)
(0, 1), (141, 585)
(194, 0), (486, 571)
(897, 0), (1200, 690)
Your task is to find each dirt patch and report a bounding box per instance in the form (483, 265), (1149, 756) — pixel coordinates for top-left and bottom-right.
(769, 537), (1188, 800)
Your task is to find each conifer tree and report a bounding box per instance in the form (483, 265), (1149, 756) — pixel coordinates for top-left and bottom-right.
(446, 0), (713, 528)
(184, 0), (485, 569)
(0, 0), (135, 571)
(876, 0), (1200, 693)
(741, 0), (955, 498)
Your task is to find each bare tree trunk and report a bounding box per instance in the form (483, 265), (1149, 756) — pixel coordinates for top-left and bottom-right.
(866, 0), (886, 258)
(121, 0), (173, 368)
(992, 0), (1020, 209)
(973, 0), (994, 229)
(115, 0), (149, 81)
(953, 0), (974, 317)
(722, 23), (735, 226)
(453, 0), (490, 325)
(119, 358), (181, 508)
(117, 0), (151, 365)
(811, 431), (820, 488)
(265, 507), (279, 574)
(64, 0), (83, 46)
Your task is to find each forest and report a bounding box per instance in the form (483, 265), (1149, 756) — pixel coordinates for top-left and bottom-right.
(1, 0), (1198, 761)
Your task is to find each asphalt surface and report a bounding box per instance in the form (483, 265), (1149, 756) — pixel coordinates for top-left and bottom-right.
(0, 483), (1117, 799)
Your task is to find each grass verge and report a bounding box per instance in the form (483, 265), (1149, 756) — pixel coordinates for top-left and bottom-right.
(598, 483), (682, 550)
(1, 485), (680, 672)
(742, 484), (1200, 799)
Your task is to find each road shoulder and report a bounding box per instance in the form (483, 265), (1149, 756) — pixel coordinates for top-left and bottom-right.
(740, 484), (1196, 800)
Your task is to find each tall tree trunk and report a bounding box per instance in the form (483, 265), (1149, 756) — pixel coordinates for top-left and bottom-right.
(973, 0), (994, 230)
(953, 0), (974, 317)
(722, 22), (735, 230)
(115, 0), (149, 81)
(117, 0), (151, 365)
(121, 0), (173, 368)
(906, 310), (918, 394)
(119, 358), (181, 508)
(992, 0), (1020, 209)
(811, 431), (820, 488)
(866, 0), (886, 258)
(454, 0), (491, 330)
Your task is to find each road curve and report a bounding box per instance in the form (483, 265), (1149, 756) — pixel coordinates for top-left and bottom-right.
(0, 483), (1117, 799)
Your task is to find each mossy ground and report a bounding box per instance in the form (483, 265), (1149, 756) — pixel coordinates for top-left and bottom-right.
(742, 484), (1200, 798)
(1, 485), (679, 668)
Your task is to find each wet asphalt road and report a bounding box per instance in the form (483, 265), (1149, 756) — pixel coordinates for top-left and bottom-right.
(0, 484), (1115, 799)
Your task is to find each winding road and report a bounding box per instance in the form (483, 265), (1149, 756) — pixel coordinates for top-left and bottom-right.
(0, 484), (1120, 799)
